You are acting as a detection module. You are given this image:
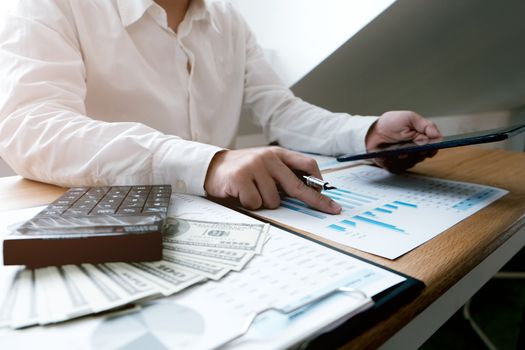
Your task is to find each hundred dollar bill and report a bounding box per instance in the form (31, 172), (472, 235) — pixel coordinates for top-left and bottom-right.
(9, 269), (36, 328)
(29, 264), (155, 326)
(91, 264), (159, 302)
(162, 244), (254, 271)
(61, 265), (126, 313)
(163, 218), (269, 254)
(34, 268), (53, 325)
(0, 268), (19, 328)
(55, 266), (93, 319)
(35, 266), (92, 325)
(35, 267), (65, 325)
(117, 261), (204, 296)
(96, 263), (161, 301)
(79, 264), (159, 311)
(162, 251), (231, 280)
(0, 268), (39, 329)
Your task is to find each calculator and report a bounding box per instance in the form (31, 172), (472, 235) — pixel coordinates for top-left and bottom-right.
(3, 185), (171, 267)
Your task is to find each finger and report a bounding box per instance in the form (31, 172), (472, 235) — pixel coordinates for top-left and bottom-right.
(275, 148), (322, 179)
(425, 122), (442, 139)
(287, 178), (341, 214)
(237, 179), (263, 210)
(413, 134), (430, 145)
(267, 160), (341, 214)
(253, 172), (281, 209)
(407, 112), (430, 133)
(408, 113), (441, 139)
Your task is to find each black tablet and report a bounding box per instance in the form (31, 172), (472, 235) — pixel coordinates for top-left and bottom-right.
(336, 123), (525, 162)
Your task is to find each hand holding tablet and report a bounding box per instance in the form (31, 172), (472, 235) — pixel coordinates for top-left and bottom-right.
(337, 123), (525, 162)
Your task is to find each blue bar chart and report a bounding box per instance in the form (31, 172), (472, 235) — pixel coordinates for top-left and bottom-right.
(256, 165), (507, 259)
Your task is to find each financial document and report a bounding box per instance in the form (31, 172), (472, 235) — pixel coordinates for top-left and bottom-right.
(255, 165), (508, 259)
(0, 207), (270, 329)
(0, 194), (406, 350)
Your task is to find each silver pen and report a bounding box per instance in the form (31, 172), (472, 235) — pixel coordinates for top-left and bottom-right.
(302, 175), (337, 191)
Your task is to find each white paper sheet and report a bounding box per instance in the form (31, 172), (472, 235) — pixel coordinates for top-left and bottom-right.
(0, 194), (407, 349)
(255, 165), (508, 259)
(132, 194), (404, 349)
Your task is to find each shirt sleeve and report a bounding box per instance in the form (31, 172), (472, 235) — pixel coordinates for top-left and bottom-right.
(236, 9), (378, 156)
(0, 4), (222, 195)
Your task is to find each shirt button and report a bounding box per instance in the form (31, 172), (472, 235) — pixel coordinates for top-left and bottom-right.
(175, 180), (187, 192)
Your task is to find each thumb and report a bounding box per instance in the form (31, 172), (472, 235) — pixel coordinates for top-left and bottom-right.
(409, 113), (441, 138)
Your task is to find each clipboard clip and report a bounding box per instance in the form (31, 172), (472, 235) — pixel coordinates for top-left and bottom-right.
(212, 286), (370, 349)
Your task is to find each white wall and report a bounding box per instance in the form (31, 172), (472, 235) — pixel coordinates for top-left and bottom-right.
(230, 0), (395, 87)
(230, 0), (396, 146)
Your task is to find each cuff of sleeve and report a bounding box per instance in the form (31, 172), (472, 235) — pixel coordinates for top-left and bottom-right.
(335, 116), (379, 155)
(152, 139), (224, 196)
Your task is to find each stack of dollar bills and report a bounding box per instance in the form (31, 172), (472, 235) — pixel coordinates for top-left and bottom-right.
(0, 218), (270, 328)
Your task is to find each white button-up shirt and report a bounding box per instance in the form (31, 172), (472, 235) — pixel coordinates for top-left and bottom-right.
(0, 0), (377, 195)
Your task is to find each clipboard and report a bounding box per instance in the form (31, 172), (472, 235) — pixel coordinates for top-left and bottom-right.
(237, 208), (424, 347)
(336, 122), (525, 162)
(301, 231), (424, 349)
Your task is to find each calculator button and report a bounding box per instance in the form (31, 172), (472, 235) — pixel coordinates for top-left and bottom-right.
(143, 207), (168, 213)
(118, 208), (141, 214)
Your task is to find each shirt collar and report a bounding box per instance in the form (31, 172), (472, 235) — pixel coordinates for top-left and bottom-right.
(117, 0), (155, 27)
(187, 0), (211, 22)
(117, 0), (212, 29)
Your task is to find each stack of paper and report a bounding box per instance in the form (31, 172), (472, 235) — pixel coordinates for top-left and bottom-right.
(0, 218), (270, 329)
(0, 194), (411, 350)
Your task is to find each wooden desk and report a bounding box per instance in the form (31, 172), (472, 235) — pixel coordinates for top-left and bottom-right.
(345, 147), (525, 349)
(0, 146), (524, 348)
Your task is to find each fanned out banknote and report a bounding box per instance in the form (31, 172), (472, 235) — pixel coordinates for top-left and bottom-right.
(0, 218), (270, 328)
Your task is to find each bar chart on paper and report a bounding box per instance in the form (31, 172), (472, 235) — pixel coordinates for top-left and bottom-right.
(255, 165), (508, 259)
